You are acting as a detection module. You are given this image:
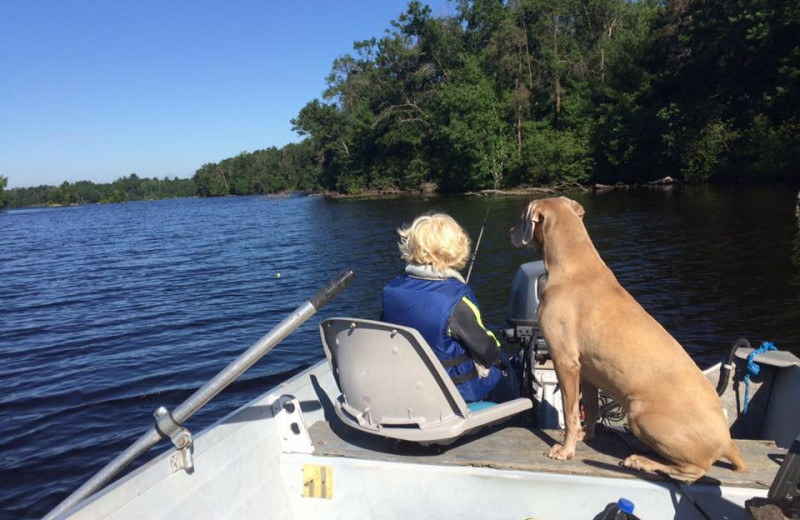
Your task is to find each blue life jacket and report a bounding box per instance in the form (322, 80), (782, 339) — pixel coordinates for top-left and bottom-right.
(382, 274), (502, 402)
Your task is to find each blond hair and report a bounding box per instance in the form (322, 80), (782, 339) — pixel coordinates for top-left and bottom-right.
(398, 213), (471, 271)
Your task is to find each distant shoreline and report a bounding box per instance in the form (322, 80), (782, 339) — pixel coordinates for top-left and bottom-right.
(5, 176), (790, 209)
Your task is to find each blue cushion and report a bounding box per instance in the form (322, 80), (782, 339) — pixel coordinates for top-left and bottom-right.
(467, 401), (496, 412)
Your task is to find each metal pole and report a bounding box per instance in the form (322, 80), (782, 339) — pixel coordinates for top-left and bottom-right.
(172, 300), (317, 424)
(45, 269), (355, 519)
(44, 428), (164, 520)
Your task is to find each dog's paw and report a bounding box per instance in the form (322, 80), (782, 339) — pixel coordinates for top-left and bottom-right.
(621, 454), (645, 471)
(546, 443), (574, 460)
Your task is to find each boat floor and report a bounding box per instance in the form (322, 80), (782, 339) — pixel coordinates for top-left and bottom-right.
(309, 419), (783, 490)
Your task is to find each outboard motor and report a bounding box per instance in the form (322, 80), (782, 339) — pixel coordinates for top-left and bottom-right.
(502, 261), (565, 429)
(503, 260), (550, 363)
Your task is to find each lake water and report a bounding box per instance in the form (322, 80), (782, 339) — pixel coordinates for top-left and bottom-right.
(2, 185), (799, 519)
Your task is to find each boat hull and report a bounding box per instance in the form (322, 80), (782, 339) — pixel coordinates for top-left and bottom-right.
(57, 360), (777, 520)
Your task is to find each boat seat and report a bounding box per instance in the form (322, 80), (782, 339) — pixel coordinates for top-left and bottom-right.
(320, 317), (532, 444)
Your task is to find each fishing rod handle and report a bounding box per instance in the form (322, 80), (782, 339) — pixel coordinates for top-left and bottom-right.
(310, 268), (355, 310)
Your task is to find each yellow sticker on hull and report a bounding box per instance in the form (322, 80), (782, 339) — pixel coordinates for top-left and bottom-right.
(302, 464), (333, 499)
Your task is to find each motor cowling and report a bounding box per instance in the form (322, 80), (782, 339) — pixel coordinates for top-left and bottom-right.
(508, 261), (547, 327)
(503, 261), (550, 363)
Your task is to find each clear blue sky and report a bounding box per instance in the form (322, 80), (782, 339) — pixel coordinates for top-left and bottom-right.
(0, 0), (452, 189)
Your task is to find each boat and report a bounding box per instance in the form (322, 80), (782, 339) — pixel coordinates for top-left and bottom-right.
(45, 265), (800, 519)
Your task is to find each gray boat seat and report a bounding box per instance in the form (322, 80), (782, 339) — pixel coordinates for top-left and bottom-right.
(320, 318), (533, 444)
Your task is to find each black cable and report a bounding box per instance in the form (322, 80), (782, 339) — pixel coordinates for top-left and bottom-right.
(717, 338), (750, 396)
(598, 392), (626, 425)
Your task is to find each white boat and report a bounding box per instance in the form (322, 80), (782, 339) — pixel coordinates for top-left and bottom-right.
(45, 266), (800, 520)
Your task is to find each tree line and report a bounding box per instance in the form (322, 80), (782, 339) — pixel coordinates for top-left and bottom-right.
(4, 0), (798, 207)
(2, 174), (195, 209)
(192, 143), (317, 197)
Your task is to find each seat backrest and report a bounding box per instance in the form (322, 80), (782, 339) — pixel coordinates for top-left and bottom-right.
(320, 318), (469, 428)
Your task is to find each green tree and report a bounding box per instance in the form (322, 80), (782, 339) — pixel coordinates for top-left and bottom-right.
(653, 0), (800, 180)
(433, 55), (513, 190)
(193, 162), (229, 197)
(0, 175), (7, 209)
(292, 99), (357, 191)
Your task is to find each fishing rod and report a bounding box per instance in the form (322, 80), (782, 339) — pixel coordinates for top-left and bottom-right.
(466, 116), (507, 283)
(465, 192), (497, 284)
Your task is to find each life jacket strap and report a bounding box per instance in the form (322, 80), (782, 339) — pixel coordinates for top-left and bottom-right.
(441, 353), (471, 368)
(451, 368), (478, 385)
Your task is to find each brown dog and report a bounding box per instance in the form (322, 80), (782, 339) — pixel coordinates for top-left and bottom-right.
(510, 196), (745, 481)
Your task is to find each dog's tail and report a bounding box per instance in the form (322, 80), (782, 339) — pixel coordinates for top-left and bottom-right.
(724, 439), (747, 472)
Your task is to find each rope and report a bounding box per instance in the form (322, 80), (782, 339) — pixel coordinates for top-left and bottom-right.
(742, 341), (777, 435)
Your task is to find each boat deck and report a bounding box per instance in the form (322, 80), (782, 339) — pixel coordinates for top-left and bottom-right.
(309, 419), (784, 489)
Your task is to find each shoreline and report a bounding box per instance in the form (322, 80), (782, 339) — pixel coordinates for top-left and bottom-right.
(321, 177), (685, 200)
(8, 177), (792, 209)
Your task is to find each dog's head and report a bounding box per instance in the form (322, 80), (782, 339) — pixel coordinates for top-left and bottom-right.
(509, 197), (585, 249)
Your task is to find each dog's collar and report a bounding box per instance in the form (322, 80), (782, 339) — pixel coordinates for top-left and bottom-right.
(405, 264), (466, 283)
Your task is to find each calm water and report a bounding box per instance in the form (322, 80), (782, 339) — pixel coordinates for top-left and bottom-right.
(1, 186), (799, 519)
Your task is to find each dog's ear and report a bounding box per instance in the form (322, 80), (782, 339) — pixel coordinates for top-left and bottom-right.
(520, 201), (544, 245)
(529, 201), (544, 224)
(568, 199), (585, 220)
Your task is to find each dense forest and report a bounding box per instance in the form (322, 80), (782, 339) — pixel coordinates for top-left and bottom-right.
(193, 143), (318, 197)
(194, 0), (800, 195)
(4, 0), (798, 207)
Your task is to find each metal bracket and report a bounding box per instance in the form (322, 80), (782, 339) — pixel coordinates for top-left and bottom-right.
(154, 406), (194, 473)
(270, 394), (314, 454)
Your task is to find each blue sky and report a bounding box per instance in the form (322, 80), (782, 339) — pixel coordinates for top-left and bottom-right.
(0, 0), (452, 189)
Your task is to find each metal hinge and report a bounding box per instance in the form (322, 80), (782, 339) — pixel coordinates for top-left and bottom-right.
(154, 406), (194, 474)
